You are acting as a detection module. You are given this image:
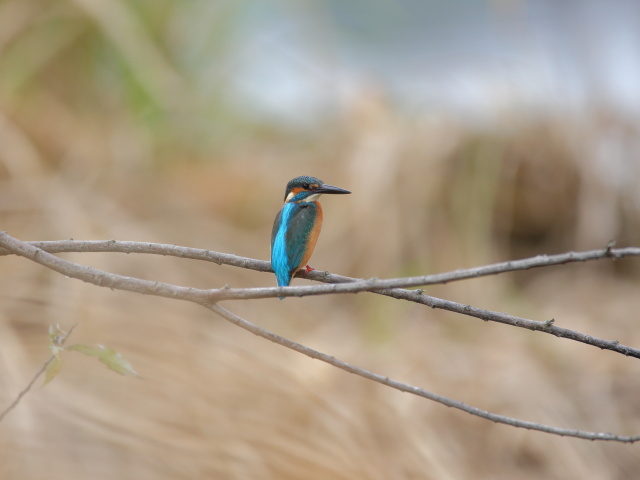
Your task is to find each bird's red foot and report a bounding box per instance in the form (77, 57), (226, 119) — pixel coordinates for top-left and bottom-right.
(302, 265), (315, 276)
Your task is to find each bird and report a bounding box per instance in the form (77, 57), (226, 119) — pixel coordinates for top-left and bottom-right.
(271, 175), (351, 289)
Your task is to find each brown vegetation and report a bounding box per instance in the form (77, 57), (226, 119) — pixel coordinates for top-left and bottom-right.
(1, 2), (640, 479)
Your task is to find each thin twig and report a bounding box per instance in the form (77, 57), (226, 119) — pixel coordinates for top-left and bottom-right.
(0, 324), (77, 423)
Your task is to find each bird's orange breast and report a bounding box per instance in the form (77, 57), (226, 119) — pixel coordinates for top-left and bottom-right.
(299, 201), (323, 268)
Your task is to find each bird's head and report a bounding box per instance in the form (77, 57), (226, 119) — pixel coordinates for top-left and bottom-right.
(283, 176), (351, 203)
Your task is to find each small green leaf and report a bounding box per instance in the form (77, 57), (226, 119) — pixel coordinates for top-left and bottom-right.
(96, 346), (140, 377)
(43, 356), (63, 386)
(67, 344), (140, 378)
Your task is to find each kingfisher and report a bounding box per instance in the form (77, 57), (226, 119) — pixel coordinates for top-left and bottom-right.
(271, 175), (351, 289)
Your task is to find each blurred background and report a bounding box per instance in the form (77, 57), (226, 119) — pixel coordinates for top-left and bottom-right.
(1, 0), (640, 478)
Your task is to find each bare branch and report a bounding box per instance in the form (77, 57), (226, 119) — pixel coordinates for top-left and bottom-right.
(1, 232), (639, 442)
(1, 235), (639, 359)
(0, 233), (214, 305)
(0, 239), (270, 272)
(208, 303), (640, 443)
(2, 239), (637, 293)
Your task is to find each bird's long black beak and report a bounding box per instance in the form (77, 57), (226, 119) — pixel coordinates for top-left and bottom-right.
(315, 184), (351, 195)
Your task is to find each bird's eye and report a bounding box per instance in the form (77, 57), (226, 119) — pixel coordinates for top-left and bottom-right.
(302, 183), (310, 189)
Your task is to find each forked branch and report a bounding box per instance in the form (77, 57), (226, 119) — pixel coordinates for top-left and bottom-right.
(1, 236), (638, 358)
(1, 232), (639, 442)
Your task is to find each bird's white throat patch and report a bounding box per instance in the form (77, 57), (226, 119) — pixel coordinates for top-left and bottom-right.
(285, 192), (322, 203)
(304, 193), (322, 202)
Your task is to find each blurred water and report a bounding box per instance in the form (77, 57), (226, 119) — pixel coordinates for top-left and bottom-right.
(221, 0), (640, 123)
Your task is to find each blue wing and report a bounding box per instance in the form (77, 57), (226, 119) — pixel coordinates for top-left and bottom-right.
(271, 202), (318, 287)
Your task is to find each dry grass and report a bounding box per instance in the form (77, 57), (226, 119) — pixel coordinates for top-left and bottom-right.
(1, 2), (640, 479)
